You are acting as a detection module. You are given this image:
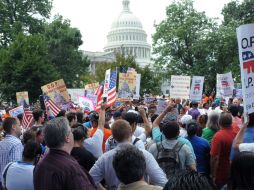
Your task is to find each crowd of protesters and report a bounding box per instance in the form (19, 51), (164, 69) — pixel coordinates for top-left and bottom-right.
(0, 93), (254, 190)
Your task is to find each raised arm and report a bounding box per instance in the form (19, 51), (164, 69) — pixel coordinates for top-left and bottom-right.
(98, 103), (107, 131)
(138, 106), (151, 136)
(233, 114), (249, 150)
(153, 103), (175, 128)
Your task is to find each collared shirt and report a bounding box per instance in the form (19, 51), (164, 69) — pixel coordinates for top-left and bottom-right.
(2, 161), (34, 190)
(34, 149), (96, 190)
(84, 129), (103, 158)
(0, 134), (23, 182)
(117, 181), (163, 190)
(152, 127), (196, 160)
(89, 143), (167, 190)
(148, 139), (195, 170)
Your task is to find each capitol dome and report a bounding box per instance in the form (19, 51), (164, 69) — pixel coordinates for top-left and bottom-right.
(104, 0), (151, 68)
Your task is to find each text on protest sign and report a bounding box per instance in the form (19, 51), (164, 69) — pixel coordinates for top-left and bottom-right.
(170, 75), (191, 100)
(237, 24), (254, 114)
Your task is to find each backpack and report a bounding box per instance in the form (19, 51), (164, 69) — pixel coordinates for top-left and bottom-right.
(156, 141), (184, 178)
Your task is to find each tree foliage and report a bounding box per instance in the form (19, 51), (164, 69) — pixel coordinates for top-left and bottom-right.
(0, 34), (59, 102)
(44, 16), (90, 88)
(152, 0), (252, 93)
(93, 53), (162, 95)
(0, 0), (52, 47)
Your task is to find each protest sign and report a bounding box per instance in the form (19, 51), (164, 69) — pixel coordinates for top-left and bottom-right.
(9, 106), (24, 117)
(237, 24), (254, 113)
(103, 69), (111, 98)
(16, 91), (29, 107)
(41, 79), (70, 109)
(190, 76), (204, 102)
(85, 82), (99, 96)
(133, 74), (141, 100)
(216, 72), (234, 98)
(156, 99), (168, 114)
(170, 75), (191, 100)
(78, 96), (95, 113)
(118, 70), (137, 101)
(67, 89), (86, 104)
(144, 96), (156, 104)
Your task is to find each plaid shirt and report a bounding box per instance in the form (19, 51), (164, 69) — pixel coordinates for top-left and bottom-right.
(0, 135), (23, 182)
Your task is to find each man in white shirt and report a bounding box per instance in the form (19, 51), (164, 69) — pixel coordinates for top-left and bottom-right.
(89, 120), (167, 190)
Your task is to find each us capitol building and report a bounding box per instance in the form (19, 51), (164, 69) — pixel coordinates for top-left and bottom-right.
(84, 0), (170, 95)
(84, 0), (152, 73)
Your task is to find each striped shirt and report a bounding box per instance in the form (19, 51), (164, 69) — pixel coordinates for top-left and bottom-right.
(0, 135), (23, 182)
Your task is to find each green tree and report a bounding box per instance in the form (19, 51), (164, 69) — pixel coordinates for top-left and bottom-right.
(44, 16), (90, 88)
(0, 34), (59, 102)
(152, 0), (236, 92)
(0, 0), (52, 47)
(93, 53), (162, 95)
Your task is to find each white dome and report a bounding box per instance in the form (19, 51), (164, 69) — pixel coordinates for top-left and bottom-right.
(104, 0), (151, 68)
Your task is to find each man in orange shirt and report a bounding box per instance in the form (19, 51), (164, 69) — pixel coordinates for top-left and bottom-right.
(89, 111), (112, 152)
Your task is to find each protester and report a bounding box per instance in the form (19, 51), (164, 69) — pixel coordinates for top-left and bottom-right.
(89, 119), (167, 190)
(197, 114), (208, 136)
(33, 117), (96, 190)
(66, 112), (78, 127)
(228, 152), (254, 190)
(202, 111), (220, 143)
(71, 123), (97, 171)
(186, 120), (210, 175)
(188, 101), (201, 120)
(149, 120), (196, 178)
(0, 117), (23, 189)
(179, 114), (192, 137)
(89, 111), (112, 152)
(210, 112), (237, 189)
(152, 104), (196, 160)
(163, 170), (215, 190)
(32, 110), (45, 127)
(232, 98), (244, 117)
(112, 144), (162, 190)
(2, 140), (42, 190)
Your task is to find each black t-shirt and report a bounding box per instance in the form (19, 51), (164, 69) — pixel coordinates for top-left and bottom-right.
(71, 147), (97, 171)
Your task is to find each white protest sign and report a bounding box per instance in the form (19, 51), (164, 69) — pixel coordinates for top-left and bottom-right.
(67, 89), (85, 104)
(190, 76), (204, 102)
(103, 69), (111, 98)
(170, 75), (191, 99)
(9, 106), (24, 117)
(133, 74), (141, 100)
(156, 99), (168, 114)
(216, 72), (234, 98)
(237, 24), (254, 113)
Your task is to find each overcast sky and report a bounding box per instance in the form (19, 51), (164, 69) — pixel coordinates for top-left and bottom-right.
(51, 0), (232, 52)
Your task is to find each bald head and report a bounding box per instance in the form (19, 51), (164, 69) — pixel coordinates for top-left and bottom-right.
(233, 98), (240, 106)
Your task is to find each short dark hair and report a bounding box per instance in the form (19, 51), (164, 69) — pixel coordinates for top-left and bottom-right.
(2, 117), (18, 134)
(151, 114), (159, 123)
(43, 117), (70, 149)
(32, 110), (44, 122)
(23, 140), (42, 162)
(219, 112), (232, 128)
(161, 121), (179, 139)
(230, 152), (254, 190)
(113, 144), (146, 184)
(76, 112), (84, 123)
(186, 120), (199, 137)
(22, 130), (36, 145)
(229, 105), (239, 117)
(111, 120), (132, 142)
(123, 112), (138, 125)
(163, 170), (215, 190)
(72, 123), (88, 140)
(66, 112), (76, 123)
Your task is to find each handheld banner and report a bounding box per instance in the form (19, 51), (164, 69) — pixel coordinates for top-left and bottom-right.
(216, 72), (234, 98)
(16, 91), (29, 107)
(170, 75), (191, 100)
(190, 76), (204, 102)
(9, 106), (24, 117)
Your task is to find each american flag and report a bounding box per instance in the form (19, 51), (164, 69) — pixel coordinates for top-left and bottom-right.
(107, 70), (117, 107)
(22, 109), (34, 129)
(95, 82), (104, 112)
(44, 95), (61, 117)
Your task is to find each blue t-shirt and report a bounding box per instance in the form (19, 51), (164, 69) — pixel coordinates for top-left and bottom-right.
(186, 136), (210, 174)
(230, 127), (254, 161)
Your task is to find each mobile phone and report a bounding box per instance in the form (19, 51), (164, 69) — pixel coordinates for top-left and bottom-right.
(103, 97), (107, 103)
